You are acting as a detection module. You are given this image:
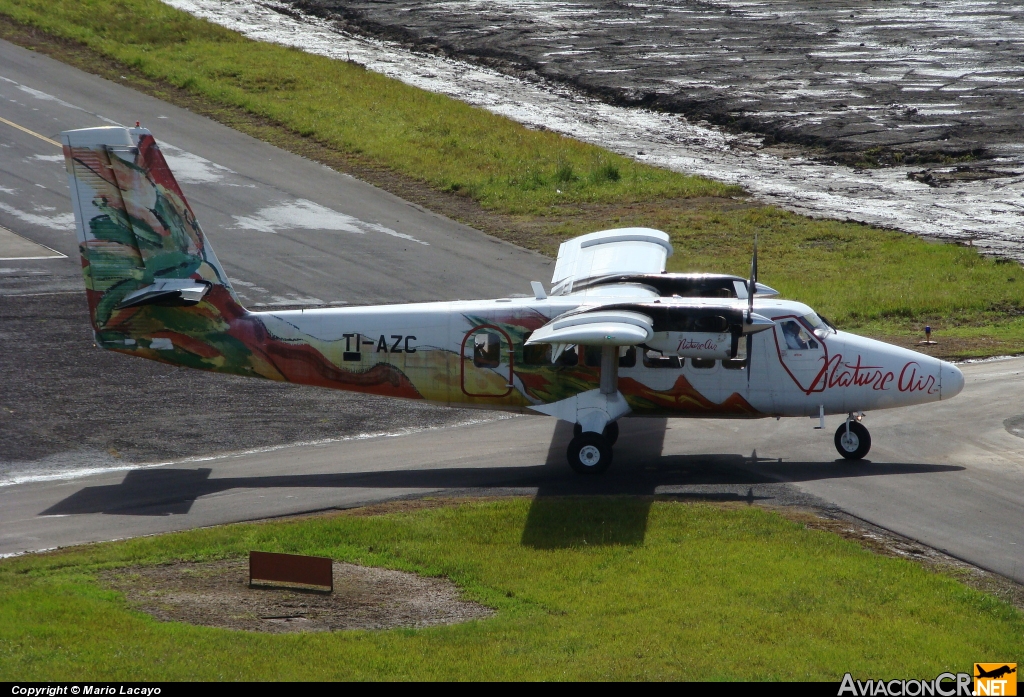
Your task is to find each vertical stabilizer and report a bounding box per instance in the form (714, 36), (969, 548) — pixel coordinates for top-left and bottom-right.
(62, 126), (240, 332)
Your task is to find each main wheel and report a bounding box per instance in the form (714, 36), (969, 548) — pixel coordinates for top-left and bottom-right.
(572, 421), (619, 446)
(834, 421), (871, 460)
(567, 432), (613, 474)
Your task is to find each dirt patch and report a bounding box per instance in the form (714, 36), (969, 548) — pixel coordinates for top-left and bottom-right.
(865, 332), (1024, 362)
(103, 558), (494, 633)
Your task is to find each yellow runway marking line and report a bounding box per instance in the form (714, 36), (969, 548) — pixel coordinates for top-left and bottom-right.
(0, 115), (61, 147)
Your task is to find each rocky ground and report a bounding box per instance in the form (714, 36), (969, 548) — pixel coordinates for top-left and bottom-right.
(294, 0), (1024, 168)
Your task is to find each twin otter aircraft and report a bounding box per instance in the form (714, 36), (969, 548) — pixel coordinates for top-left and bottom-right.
(62, 126), (965, 473)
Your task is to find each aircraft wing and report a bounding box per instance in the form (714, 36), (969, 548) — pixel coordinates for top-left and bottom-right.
(550, 228), (672, 295)
(526, 310), (654, 347)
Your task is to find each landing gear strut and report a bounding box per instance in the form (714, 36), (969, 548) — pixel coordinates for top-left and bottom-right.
(834, 416), (871, 460)
(568, 345), (622, 474)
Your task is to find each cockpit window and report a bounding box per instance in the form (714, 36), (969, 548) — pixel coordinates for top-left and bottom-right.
(802, 312), (835, 339)
(780, 320), (819, 351)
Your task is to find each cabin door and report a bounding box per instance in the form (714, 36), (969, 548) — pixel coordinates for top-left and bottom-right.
(773, 317), (827, 394)
(461, 326), (514, 397)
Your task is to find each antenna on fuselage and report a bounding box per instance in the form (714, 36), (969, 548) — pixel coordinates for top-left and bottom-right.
(745, 236), (758, 382)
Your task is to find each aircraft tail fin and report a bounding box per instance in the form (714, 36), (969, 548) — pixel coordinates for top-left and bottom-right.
(61, 126), (242, 335)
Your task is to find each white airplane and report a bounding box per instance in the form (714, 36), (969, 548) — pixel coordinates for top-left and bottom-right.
(60, 126), (965, 473)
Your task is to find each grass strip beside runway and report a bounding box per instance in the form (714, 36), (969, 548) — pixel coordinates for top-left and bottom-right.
(3, 0), (1024, 356)
(0, 498), (1021, 680)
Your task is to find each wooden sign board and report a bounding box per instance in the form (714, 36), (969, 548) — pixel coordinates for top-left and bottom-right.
(249, 551), (333, 593)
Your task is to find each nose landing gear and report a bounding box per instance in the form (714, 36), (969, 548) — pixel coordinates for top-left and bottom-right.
(834, 416), (871, 460)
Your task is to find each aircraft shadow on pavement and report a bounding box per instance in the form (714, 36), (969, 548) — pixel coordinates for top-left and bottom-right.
(40, 418), (964, 548)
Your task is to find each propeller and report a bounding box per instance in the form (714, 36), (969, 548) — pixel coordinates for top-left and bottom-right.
(745, 236), (758, 382)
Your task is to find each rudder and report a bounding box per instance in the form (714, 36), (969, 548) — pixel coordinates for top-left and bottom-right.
(62, 126), (242, 334)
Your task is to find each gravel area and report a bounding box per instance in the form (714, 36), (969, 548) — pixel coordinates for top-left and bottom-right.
(103, 557), (494, 632)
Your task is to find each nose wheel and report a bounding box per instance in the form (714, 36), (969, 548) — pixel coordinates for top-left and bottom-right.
(834, 421), (871, 460)
(567, 431), (613, 474)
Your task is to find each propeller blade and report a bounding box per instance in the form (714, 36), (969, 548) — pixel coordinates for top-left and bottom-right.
(746, 235), (758, 382)
(747, 235), (758, 319)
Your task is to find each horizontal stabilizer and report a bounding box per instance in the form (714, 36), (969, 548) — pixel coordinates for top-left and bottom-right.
(527, 310), (653, 347)
(116, 278), (211, 309)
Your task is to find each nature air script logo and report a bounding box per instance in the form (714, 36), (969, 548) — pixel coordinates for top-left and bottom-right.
(974, 664), (1017, 696)
(809, 356), (939, 395)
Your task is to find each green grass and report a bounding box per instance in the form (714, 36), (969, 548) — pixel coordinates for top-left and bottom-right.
(1, 499), (1021, 680)
(3, 0), (1024, 356)
(0, 0), (731, 213)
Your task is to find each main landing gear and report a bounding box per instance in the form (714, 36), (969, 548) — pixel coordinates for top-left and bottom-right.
(567, 345), (624, 475)
(568, 421), (619, 474)
(834, 415), (871, 460)
(567, 431), (614, 474)
(573, 420), (619, 445)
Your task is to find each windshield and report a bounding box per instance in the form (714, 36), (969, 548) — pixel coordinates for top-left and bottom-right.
(803, 312), (835, 338)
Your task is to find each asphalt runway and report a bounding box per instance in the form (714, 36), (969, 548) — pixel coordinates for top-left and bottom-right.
(0, 37), (547, 469)
(1, 39), (1023, 587)
(0, 40), (552, 306)
(4, 356), (1024, 583)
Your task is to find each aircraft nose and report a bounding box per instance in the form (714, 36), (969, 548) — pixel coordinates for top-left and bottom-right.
(940, 361), (964, 400)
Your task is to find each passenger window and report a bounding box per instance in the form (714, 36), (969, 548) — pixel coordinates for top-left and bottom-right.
(643, 349), (682, 369)
(522, 339), (551, 366)
(694, 315), (729, 332)
(556, 345), (578, 367)
(583, 346), (637, 368)
(691, 358), (716, 369)
(723, 358), (746, 370)
(473, 331), (501, 368)
(584, 346), (603, 367)
(780, 320), (819, 351)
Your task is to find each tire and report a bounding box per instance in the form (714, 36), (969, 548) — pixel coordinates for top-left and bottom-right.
(573, 421), (619, 446)
(567, 432), (613, 474)
(834, 421), (871, 460)
(603, 420), (619, 446)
